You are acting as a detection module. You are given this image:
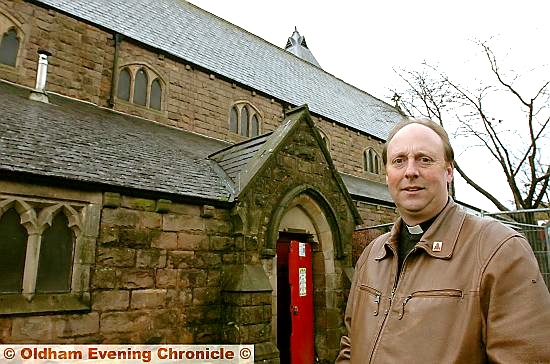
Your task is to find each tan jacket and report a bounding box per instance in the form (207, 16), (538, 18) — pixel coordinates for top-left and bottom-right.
(337, 200), (550, 363)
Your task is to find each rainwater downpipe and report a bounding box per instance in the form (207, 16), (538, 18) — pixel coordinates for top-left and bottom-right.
(109, 32), (122, 107)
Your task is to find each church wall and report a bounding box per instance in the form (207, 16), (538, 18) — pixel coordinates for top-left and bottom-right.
(0, 181), (256, 345)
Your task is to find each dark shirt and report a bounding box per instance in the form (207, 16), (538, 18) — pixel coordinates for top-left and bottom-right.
(397, 217), (437, 273)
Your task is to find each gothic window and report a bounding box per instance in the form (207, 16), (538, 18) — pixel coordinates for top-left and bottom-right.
(364, 148), (380, 174)
(116, 65), (164, 111)
(36, 213), (75, 293)
(117, 68), (131, 101)
(240, 106), (249, 136)
(230, 106), (238, 133)
(150, 78), (162, 110)
(0, 195), (100, 315)
(134, 68), (148, 106)
(251, 114), (259, 137)
(0, 28), (19, 66)
(0, 208), (27, 293)
(229, 102), (262, 137)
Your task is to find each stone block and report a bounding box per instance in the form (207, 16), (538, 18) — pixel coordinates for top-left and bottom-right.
(194, 251), (221, 268)
(209, 236), (234, 251)
(140, 211), (162, 228)
(91, 267), (116, 289)
(119, 269), (155, 289)
(96, 247), (136, 267)
(192, 287), (219, 305)
(102, 192), (121, 208)
(156, 269), (178, 288)
(152, 231), (178, 250)
(12, 316), (55, 341)
(100, 311), (152, 334)
(179, 269), (207, 287)
(55, 312), (100, 338)
(117, 227), (152, 248)
(130, 289), (166, 309)
(164, 214), (205, 232)
(167, 251), (195, 269)
(178, 232), (207, 250)
(92, 290), (130, 311)
(177, 288), (193, 306)
(101, 208), (140, 226)
(136, 249), (167, 268)
(121, 197), (156, 211)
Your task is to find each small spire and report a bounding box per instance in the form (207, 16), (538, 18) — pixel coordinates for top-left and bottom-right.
(284, 27), (321, 68)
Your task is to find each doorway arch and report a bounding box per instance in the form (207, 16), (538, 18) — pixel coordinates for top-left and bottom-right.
(263, 188), (342, 362)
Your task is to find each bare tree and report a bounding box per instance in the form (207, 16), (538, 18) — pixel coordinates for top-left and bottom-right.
(393, 41), (550, 216)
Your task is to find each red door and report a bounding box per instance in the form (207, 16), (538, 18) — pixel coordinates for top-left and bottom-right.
(277, 238), (314, 364)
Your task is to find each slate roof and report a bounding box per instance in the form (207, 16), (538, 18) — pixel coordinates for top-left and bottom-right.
(340, 173), (394, 204)
(34, 0), (402, 141)
(0, 81), (234, 202)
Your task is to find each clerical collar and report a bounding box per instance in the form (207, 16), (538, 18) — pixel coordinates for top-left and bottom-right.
(404, 216), (438, 235)
(406, 224), (424, 234)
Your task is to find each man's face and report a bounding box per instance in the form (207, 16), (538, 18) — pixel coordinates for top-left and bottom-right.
(385, 123), (453, 225)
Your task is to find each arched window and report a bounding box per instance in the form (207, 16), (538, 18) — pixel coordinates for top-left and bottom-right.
(250, 114), (259, 137)
(0, 28), (19, 66)
(364, 148), (380, 174)
(229, 102), (262, 137)
(117, 65), (164, 111)
(36, 213), (75, 293)
(150, 78), (162, 110)
(117, 68), (131, 101)
(134, 68), (148, 106)
(229, 106), (238, 133)
(0, 208), (27, 293)
(240, 106), (249, 136)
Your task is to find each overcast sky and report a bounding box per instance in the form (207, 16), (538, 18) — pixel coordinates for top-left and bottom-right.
(188, 0), (549, 211)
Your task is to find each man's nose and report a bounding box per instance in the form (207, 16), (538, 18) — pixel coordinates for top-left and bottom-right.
(404, 159), (419, 178)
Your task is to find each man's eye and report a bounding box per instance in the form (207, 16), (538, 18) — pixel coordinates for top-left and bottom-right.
(420, 157), (432, 164)
(392, 158), (404, 166)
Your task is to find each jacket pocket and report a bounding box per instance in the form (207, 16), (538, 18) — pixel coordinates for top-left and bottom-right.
(399, 289), (463, 319)
(359, 284), (382, 316)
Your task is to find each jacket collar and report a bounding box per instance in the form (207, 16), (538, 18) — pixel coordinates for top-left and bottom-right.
(375, 199), (466, 261)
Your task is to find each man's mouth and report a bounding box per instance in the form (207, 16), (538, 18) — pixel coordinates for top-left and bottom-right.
(402, 186), (423, 192)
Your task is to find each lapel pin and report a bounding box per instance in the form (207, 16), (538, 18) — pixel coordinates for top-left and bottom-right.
(432, 241), (443, 252)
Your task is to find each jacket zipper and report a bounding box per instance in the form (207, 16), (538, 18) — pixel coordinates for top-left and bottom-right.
(368, 244), (407, 362)
(399, 289), (463, 319)
(359, 285), (382, 316)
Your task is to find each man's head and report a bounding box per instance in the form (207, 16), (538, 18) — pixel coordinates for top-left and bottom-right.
(383, 118), (454, 225)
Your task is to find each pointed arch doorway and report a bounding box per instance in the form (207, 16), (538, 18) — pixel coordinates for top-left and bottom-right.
(277, 232), (314, 364)
(273, 192), (338, 364)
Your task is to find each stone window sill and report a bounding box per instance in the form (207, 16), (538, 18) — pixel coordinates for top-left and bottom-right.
(0, 293), (90, 315)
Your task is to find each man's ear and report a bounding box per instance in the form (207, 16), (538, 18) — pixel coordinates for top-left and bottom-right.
(446, 162), (454, 183)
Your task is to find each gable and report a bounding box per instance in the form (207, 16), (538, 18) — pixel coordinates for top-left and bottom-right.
(210, 105), (362, 224)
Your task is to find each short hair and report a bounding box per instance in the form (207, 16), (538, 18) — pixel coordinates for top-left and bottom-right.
(382, 117), (454, 165)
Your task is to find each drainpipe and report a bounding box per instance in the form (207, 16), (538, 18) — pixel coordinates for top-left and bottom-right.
(29, 49), (52, 103)
(109, 32), (122, 107)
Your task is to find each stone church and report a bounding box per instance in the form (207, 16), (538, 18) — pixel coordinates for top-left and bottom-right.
(0, 0), (403, 362)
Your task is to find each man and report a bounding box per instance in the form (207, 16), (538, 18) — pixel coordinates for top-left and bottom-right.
(337, 118), (550, 363)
